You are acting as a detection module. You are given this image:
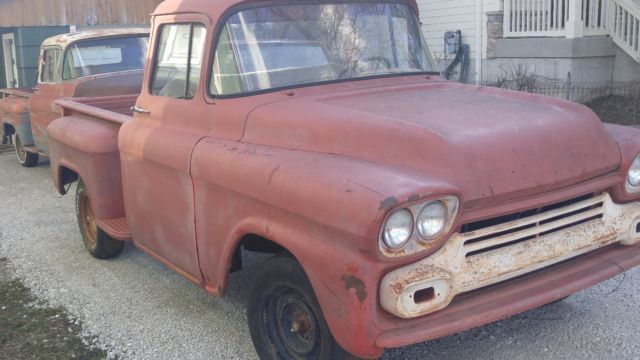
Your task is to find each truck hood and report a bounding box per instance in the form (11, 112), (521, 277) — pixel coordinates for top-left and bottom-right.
(242, 81), (621, 204)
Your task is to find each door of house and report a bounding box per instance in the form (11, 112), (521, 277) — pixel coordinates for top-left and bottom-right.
(2, 33), (19, 88)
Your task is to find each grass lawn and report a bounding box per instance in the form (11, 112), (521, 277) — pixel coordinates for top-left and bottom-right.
(0, 258), (106, 360)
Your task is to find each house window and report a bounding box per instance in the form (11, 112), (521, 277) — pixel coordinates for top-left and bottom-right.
(150, 23), (206, 99)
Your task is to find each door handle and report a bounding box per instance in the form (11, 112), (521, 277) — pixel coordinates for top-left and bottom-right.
(132, 105), (151, 115)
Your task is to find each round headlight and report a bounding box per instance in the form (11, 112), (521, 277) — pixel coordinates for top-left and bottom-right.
(416, 201), (448, 240)
(628, 156), (640, 189)
(382, 209), (414, 249)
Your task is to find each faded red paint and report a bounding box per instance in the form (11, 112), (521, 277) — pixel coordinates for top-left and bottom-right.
(43, 0), (640, 359)
(0, 29), (147, 158)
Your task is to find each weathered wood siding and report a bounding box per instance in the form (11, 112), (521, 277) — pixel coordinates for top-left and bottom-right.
(0, 0), (163, 27)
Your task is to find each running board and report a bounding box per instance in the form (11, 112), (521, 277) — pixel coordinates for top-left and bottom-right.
(95, 217), (132, 241)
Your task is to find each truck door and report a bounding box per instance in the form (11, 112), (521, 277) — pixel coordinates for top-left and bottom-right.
(28, 46), (64, 153)
(119, 16), (211, 283)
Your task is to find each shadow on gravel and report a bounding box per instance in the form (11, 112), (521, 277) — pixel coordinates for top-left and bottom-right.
(0, 144), (12, 156)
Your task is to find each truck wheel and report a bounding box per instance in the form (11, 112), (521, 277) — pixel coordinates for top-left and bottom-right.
(13, 134), (39, 167)
(76, 180), (124, 259)
(248, 255), (356, 360)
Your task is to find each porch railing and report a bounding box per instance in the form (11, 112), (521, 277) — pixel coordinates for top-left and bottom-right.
(504, 0), (610, 37)
(504, 0), (639, 61)
(610, 0), (640, 61)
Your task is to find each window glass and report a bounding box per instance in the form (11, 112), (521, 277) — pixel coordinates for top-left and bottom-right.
(210, 2), (435, 96)
(40, 48), (61, 83)
(151, 23), (206, 99)
(62, 36), (149, 80)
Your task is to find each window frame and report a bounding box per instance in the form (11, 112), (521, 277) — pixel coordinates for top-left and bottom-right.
(206, 0), (439, 100)
(149, 22), (207, 100)
(61, 35), (150, 81)
(39, 46), (63, 84)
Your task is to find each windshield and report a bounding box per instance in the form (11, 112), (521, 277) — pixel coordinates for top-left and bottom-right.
(63, 35), (149, 80)
(211, 2), (434, 96)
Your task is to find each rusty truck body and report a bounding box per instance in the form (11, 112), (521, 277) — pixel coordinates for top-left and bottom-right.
(0, 29), (149, 167)
(44, 0), (640, 359)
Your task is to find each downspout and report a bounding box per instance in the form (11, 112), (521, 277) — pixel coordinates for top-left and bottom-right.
(475, 0), (482, 85)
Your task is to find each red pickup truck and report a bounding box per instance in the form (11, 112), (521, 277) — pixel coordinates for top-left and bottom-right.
(0, 29), (148, 167)
(46, 0), (640, 359)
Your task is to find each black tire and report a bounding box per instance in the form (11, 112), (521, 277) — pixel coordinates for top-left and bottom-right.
(75, 180), (124, 259)
(248, 255), (357, 360)
(13, 134), (39, 167)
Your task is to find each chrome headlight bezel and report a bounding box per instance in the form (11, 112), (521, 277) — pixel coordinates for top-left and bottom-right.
(626, 155), (640, 194)
(379, 196), (460, 257)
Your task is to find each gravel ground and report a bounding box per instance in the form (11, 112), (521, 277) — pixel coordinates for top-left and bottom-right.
(1, 145), (640, 360)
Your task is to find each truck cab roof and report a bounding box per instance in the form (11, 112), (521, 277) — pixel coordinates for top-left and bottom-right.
(152, 0), (420, 19)
(41, 28), (149, 49)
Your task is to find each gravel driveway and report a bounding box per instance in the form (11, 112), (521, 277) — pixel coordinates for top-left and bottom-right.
(1, 145), (640, 360)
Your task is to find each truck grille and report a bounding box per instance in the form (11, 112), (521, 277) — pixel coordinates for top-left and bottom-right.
(460, 193), (605, 258)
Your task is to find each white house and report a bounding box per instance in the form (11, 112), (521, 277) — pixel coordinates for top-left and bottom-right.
(417, 0), (640, 85)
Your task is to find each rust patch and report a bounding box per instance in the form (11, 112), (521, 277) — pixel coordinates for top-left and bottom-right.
(341, 274), (367, 304)
(379, 196), (399, 212)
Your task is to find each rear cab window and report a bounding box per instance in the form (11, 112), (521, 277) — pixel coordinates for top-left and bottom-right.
(40, 48), (62, 83)
(62, 35), (149, 80)
(150, 23), (207, 100)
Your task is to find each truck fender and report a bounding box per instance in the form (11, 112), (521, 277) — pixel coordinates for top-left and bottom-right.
(605, 124), (640, 202)
(48, 115), (126, 220)
(191, 138), (459, 358)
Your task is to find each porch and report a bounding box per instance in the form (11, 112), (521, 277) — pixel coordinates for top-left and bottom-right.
(503, 0), (640, 61)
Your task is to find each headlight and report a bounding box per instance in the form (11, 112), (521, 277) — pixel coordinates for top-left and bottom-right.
(380, 196), (460, 256)
(382, 209), (414, 249)
(416, 201), (448, 240)
(627, 155), (640, 193)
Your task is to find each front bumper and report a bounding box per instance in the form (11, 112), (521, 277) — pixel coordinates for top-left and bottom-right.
(376, 242), (640, 349)
(380, 193), (640, 319)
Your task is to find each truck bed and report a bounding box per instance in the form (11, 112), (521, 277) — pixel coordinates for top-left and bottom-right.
(0, 88), (34, 99)
(0, 88), (34, 142)
(47, 95), (136, 237)
(55, 94), (137, 124)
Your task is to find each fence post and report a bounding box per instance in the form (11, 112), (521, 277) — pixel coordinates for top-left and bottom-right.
(565, 72), (572, 101)
(566, 0), (585, 38)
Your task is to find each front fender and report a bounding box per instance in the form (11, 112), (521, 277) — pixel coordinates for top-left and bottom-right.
(191, 138), (459, 358)
(605, 124), (640, 202)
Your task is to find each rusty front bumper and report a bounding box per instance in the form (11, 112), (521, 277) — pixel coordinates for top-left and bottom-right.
(376, 242), (640, 349)
(380, 193), (640, 319)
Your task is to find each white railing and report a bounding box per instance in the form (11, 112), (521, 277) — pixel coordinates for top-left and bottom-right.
(505, 0), (609, 37)
(504, 0), (569, 37)
(610, 0), (640, 61)
(583, 0), (610, 35)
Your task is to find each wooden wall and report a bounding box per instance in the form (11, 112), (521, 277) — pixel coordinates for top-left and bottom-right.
(0, 0), (164, 27)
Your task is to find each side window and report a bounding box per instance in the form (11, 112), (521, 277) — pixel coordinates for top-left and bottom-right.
(151, 23), (206, 99)
(211, 25), (243, 95)
(40, 48), (61, 83)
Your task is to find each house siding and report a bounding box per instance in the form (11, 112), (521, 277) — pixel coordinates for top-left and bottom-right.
(14, 27), (69, 88)
(417, 0), (502, 77)
(0, 0), (162, 27)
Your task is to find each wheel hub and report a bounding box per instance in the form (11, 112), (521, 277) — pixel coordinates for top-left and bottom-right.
(80, 195), (98, 246)
(14, 134), (26, 162)
(266, 288), (321, 357)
